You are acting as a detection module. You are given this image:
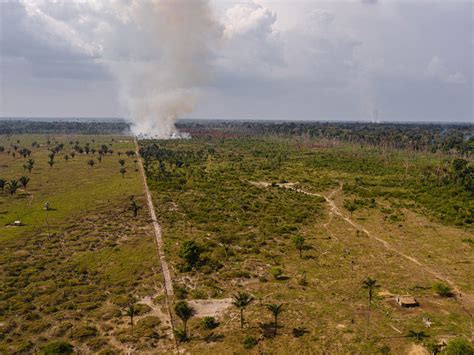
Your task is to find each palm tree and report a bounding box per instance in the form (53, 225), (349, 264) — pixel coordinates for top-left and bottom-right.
(70, 152), (75, 160)
(25, 159), (34, 172)
(0, 178), (5, 192)
(64, 155), (69, 162)
(119, 159), (126, 167)
(174, 301), (195, 340)
(267, 303), (283, 336)
(87, 159), (95, 168)
(19, 176), (30, 189)
(48, 159), (55, 168)
(120, 167), (126, 178)
(7, 180), (19, 195)
(232, 292), (254, 328)
(362, 277), (380, 339)
(126, 303), (139, 336)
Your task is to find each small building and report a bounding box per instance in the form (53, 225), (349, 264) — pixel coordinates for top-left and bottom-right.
(396, 295), (419, 307)
(13, 220), (22, 226)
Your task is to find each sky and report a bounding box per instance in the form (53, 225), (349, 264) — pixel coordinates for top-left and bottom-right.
(0, 0), (473, 123)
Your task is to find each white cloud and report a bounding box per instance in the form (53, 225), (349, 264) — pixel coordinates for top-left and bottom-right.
(424, 56), (467, 84)
(1, 0), (472, 121)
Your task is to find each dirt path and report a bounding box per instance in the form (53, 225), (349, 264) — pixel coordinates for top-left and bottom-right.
(134, 138), (176, 347)
(277, 183), (473, 323)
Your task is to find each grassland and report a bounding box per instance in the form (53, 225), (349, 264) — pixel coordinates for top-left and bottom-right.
(142, 136), (473, 354)
(0, 134), (173, 353)
(1, 130), (472, 354)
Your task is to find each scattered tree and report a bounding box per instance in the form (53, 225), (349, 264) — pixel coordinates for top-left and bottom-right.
(174, 301), (195, 340)
(362, 277), (380, 339)
(120, 166), (126, 178)
(267, 303), (284, 336)
(87, 159), (95, 168)
(344, 200), (357, 218)
(19, 176), (30, 189)
(125, 303), (139, 337)
(130, 197), (141, 218)
(179, 240), (200, 270)
(232, 292), (254, 328)
(292, 235), (305, 258)
(7, 179), (19, 195)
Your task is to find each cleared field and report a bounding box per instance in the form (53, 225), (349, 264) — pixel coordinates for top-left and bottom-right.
(0, 134), (173, 353)
(142, 137), (473, 354)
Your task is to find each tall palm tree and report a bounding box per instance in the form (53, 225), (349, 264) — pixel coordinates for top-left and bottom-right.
(119, 159), (126, 167)
(362, 277), (380, 339)
(0, 178), (5, 192)
(7, 180), (19, 195)
(267, 303), (283, 336)
(120, 167), (126, 178)
(126, 303), (138, 336)
(174, 301), (195, 340)
(19, 176), (30, 189)
(232, 292), (254, 328)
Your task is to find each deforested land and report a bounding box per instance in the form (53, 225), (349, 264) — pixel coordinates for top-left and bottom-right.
(1, 120), (473, 354)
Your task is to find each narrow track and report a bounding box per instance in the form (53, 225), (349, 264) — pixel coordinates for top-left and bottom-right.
(283, 184), (473, 327)
(134, 138), (177, 347)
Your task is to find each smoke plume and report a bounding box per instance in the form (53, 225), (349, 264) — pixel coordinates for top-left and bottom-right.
(106, 0), (217, 138)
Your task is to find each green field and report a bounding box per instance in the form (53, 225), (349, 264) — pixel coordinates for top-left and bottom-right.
(0, 134), (173, 353)
(1, 131), (472, 354)
(142, 136), (473, 354)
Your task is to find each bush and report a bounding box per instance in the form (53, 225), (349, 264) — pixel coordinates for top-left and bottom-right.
(202, 316), (219, 330)
(242, 335), (258, 349)
(270, 267), (283, 280)
(442, 337), (474, 354)
(40, 341), (73, 355)
(174, 328), (188, 342)
(432, 282), (453, 297)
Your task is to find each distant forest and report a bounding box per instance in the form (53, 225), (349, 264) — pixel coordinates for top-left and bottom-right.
(1, 120), (472, 156)
(177, 121), (474, 156)
(0, 120), (130, 135)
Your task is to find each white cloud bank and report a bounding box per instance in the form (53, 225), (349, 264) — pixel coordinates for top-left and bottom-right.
(0, 0), (472, 123)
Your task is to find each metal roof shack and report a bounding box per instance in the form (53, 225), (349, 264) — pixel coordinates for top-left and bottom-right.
(395, 295), (419, 307)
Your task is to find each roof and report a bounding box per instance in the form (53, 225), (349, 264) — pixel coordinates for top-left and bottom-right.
(396, 295), (418, 305)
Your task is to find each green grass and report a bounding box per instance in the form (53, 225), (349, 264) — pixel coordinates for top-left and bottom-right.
(0, 134), (171, 353)
(142, 136), (473, 354)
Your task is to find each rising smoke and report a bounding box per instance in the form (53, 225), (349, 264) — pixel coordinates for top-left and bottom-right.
(105, 0), (218, 138)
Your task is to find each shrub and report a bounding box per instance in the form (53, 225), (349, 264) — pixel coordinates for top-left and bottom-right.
(432, 282), (453, 297)
(40, 341), (73, 355)
(179, 240), (201, 270)
(270, 267), (283, 280)
(202, 316), (219, 330)
(174, 328), (188, 342)
(442, 337), (474, 354)
(242, 335), (258, 349)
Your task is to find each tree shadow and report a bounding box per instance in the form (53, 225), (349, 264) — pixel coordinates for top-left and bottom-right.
(259, 322), (277, 338)
(292, 327), (309, 337)
(203, 332), (225, 343)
